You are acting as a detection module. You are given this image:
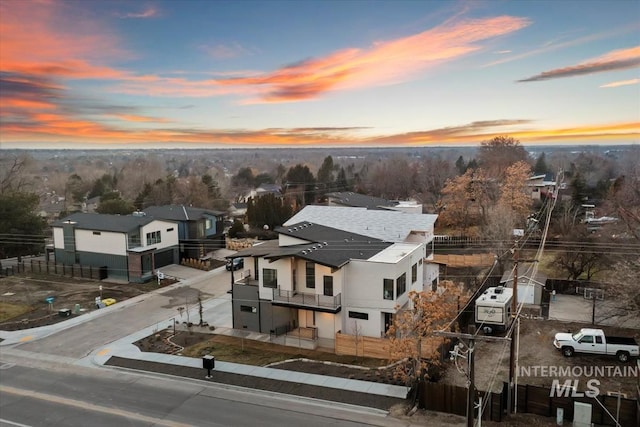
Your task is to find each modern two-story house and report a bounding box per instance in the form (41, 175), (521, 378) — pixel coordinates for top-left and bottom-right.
(229, 206), (439, 349)
(143, 205), (225, 260)
(52, 212), (179, 283)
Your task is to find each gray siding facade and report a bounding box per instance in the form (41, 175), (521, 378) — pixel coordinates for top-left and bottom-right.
(232, 283), (296, 334)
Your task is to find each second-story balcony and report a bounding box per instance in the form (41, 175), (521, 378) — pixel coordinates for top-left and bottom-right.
(272, 288), (341, 313)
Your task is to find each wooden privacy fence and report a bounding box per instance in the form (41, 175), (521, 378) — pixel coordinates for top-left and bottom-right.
(418, 381), (638, 425)
(335, 333), (447, 360)
(2, 260), (107, 280)
(432, 253), (496, 268)
(419, 382), (504, 422)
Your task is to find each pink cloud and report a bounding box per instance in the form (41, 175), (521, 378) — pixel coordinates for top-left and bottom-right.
(215, 16), (530, 102)
(518, 46), (640, 82)
(119, 6), (160, 19)
(600, 78), (640, 88)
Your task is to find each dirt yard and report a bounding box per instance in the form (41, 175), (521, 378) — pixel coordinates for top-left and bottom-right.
(443, 317), (640, 396)
(0, 273), (177, 330)
(134, 329), (411, 385)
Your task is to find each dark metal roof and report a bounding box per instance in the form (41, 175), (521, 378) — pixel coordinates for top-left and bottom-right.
(326, 192), (397, 210)
(500, 263), (548, 286)
(232, 223), (392, 269)
(53, 212), (155, 233)
(143, 205), (223, 221)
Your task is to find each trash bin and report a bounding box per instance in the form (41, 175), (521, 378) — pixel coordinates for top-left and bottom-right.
(203, 355), (215, 369)
(58, 308), (71, 317)
(74, 304), (81, 314)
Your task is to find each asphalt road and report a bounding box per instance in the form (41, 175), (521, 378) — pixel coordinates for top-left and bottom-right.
(0, 358), (393, 427)
(15, 269), (233, 358)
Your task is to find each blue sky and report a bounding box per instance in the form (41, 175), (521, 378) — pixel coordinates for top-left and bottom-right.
(0, 0), (638, 148)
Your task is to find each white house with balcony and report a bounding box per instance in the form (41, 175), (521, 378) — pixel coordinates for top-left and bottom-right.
(229, 206), (439, 349)
(52, 212), (179, 283)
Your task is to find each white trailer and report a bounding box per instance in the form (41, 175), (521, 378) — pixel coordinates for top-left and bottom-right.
(475, 286), (513, 334)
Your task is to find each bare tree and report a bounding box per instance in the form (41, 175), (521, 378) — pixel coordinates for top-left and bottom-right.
(553, 230), (611, 280)
(387, 281), (468, 410)
(414, 157), (455, 213)
(477, 136), (530, 179)
(0, 155), (32, 194)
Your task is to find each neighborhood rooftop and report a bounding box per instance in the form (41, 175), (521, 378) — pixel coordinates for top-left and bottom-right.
(53, 212), (156, 233)
(234, 222), (393, 268)
(284, 205), (437, 242)
(143, 205), (223, 220)
(326, 192), (397, 210)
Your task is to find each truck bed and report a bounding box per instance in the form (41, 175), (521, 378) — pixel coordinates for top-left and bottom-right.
(606, 336), (638, 346)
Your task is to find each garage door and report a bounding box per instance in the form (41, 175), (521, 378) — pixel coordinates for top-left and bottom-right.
(154, 248), (175, 268)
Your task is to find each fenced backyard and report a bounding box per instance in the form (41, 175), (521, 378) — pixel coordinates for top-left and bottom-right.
(418, 381), (639, 425)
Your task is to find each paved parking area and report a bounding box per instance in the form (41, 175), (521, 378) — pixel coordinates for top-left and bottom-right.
(549, 294), (640, 328)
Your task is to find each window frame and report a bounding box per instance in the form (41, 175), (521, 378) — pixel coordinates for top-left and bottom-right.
(305, 262), (315, 288)
(396, 272), (407, 297)
(323, 275), (333, 296)
(383, 278), (394, 300)
(263, 268), (278, 289)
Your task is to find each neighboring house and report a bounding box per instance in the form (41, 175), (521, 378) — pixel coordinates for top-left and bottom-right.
(527, 174), (557, 201)
(143, 205), (225, 260)
(326, 192), (423, 213)
(241, 184), (282, 203)
(500, 263), (548, 305)
(229, 205), (439, 349)
(228, 202), (247, 220)
(83, 196), (101, 213)
(52, 212), (179, 283)
(326, 192), (397, 210)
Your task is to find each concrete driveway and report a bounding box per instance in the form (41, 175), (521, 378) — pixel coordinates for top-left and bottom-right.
(549, 293), (640, 328)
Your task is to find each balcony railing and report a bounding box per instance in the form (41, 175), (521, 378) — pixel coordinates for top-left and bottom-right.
(235, 271), (259, 286)
(272, 288), (341, 311)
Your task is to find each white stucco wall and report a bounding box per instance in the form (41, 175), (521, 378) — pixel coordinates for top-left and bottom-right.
(75, 229), (128, 255)
(258, 258), (290, 300)
(140, 220), (179, 249)
(316, 311), (339, 340)
(341, 244), (423, 337)
(52, 227), (64, 249)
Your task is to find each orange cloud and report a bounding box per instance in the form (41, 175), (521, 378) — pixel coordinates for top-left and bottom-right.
(600, 78), (639, 88)
(111, 114), (171, 123)
(2, 110), (637, 148)
(518, 46), (640, 82)
(215, 16), (530, 103)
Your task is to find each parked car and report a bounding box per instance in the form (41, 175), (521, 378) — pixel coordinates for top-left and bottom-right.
(226, 258), (244, 271)
(553, 328), (639, 362)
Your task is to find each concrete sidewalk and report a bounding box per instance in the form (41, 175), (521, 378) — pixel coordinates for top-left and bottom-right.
(2, 265), (409, 404)
(82, 302), (408, 400)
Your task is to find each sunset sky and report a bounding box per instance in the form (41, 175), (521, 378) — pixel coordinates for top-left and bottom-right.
(0, 0), (638, 149)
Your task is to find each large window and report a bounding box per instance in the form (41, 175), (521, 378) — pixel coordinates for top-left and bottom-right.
(305, 262), (315, 288)
(348, 311), (368, 320)
(323, 275), (333, 296)
(412, 263), (418, 283)
(263, 268), (277, 288)
(383, 279), (394, 300)
(396, 273), (406, 297)
(146, 230), (161, 245)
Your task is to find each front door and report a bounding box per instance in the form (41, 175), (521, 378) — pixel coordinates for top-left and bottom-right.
(384, 312), (394, 335)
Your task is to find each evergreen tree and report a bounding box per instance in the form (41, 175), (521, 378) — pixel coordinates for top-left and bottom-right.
(0, 192), (46, 258)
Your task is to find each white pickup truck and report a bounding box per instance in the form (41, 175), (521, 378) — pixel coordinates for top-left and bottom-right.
(553, 328), (639, 362)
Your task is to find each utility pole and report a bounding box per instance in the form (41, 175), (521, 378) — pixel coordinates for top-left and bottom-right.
(467, 325), (476, 427)
(508, 247), (518, 414)
(435, 330), (510, 427)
